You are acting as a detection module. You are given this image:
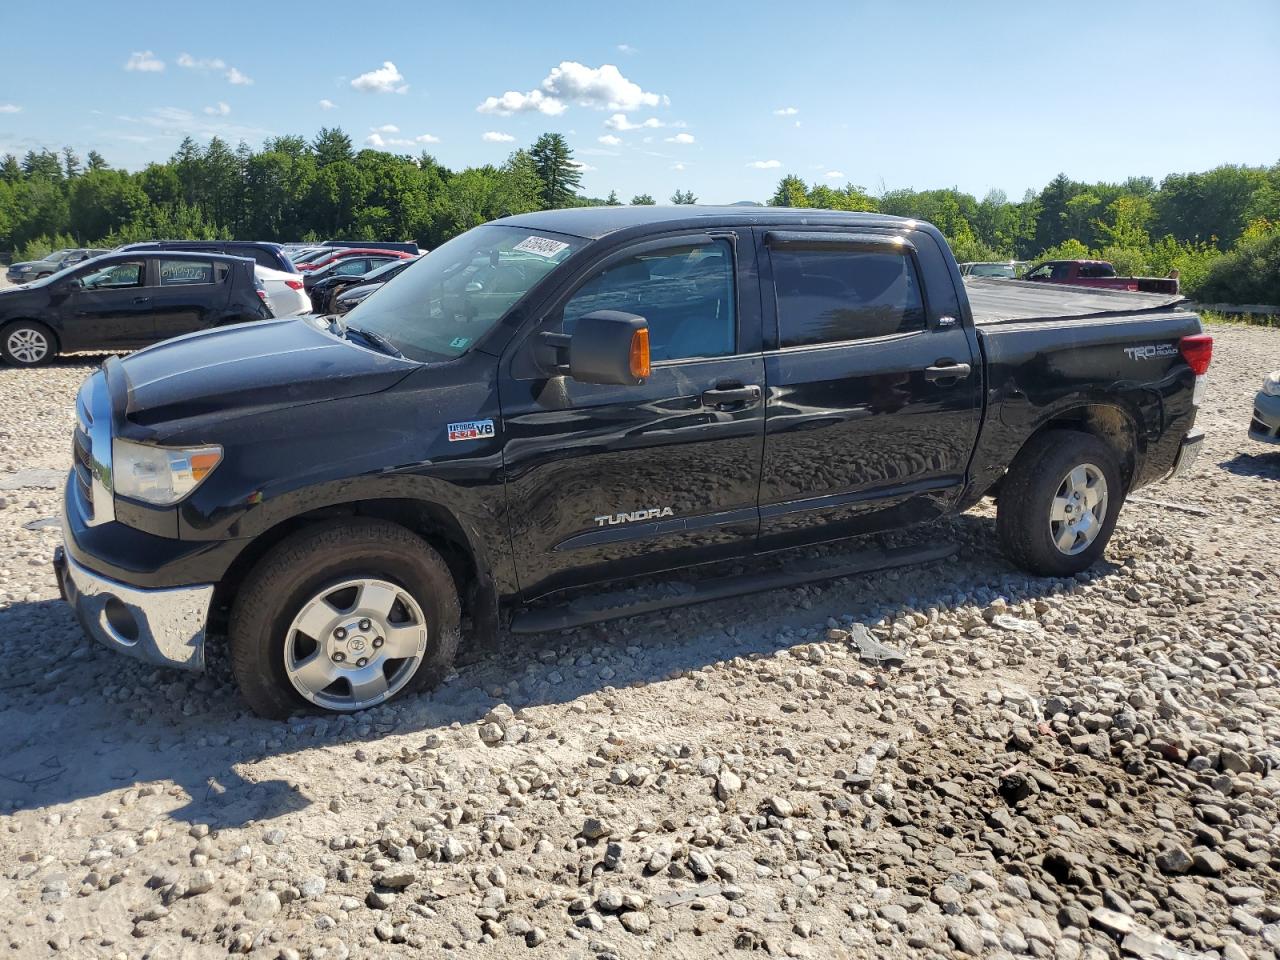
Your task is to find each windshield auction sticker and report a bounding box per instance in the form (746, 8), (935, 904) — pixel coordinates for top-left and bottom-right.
(447, 419), (495, 442)
(513, 236), (570, 258)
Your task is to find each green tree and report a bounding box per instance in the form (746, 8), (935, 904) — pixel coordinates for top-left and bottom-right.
(86, 150), (109, 173)
(630, 193), (655, 205)
(529, 133), (581, 208)
(604, 190), (621, 206)
(770, 175), (808, 207)
(68, 169), (148, 240)
(0, 154), (20, 183)
(312, 127), (354, 167)
(671, 189), (696, 204)
(62, 147), (82, 179)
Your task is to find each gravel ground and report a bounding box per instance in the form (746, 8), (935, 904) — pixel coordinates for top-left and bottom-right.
(0, 322), (1277, 960)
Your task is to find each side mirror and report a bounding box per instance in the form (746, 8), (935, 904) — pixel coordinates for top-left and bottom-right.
(536, 310), (650, 386)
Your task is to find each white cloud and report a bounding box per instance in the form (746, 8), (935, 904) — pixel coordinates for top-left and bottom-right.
(319, 99), (337, 110)
(352, 61), (409, 94)
(598, 134), (622, 146)
(477, 89), (565, 116)
(748, 159), (782, 169)
(543, 62), (665, 111)
(773, 106), (799, 116)
(665, 132), (695, 144)
(824, 170), (844, 179)
(0, 103), (21, 114)
(604, 112), (662, 131)
(366, 129), (438, 149)
(178, 53), (226, 70)
(672, 162), (685, 171)
(482, 131), (515, 142)
(479, 61), (665, 116)
(617, 43), (635, 54)
(124, 51), (164, 72)
(178, 53), (251, 85)
(203, 101), (231, 116)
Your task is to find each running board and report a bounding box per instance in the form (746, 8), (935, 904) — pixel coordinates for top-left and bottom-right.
(509, 541), (957, 635)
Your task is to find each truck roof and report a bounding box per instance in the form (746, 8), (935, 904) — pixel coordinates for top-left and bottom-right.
(498, 205), (910, 240)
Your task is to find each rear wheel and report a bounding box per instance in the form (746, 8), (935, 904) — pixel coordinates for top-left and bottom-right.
(996, 430), (1123, 577)
(229, 519), (461, 719)
(2, 321), (57, 366)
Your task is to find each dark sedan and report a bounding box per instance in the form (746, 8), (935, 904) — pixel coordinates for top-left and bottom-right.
(309, 255), (419, 314)
(304, 253), (407, 311)
(0, 251), (269, 366)
(7, 248), (111, 284)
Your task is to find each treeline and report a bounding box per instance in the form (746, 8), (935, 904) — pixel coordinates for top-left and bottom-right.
(1, 129), (1277, 303)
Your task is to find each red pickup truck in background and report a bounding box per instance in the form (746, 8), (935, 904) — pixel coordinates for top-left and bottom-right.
(1023, 259), (1180, 295)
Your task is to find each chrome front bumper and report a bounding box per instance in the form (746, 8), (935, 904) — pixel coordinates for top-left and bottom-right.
(54, 544), (214, 671)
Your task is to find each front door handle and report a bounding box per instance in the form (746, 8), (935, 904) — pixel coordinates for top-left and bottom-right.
(132, 296), (152, 304)
(923, 360), (971, 383)
(702, 383), (761, 410)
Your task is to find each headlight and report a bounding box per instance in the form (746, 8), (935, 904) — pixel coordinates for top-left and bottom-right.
(111, 438), (223, 505)
(1264, 372), (1280, 397)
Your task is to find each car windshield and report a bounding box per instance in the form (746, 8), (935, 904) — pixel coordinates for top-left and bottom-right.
(44, 249), (75, 263)
(969, 263), (1016, 278)
(341, 224), (584, 362)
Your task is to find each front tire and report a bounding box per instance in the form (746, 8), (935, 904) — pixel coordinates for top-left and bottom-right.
(228, 519), (461, 719)
(996, 430), (1123, 577)
(2, 321), (58, 366)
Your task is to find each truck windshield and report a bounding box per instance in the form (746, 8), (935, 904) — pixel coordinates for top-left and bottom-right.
(340, 224), (584, 362)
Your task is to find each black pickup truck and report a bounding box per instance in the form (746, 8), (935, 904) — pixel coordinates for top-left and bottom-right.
(53, 207), (1211, 718)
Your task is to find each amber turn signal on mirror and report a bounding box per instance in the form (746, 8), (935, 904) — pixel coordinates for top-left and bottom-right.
(629, 328), (650, 380)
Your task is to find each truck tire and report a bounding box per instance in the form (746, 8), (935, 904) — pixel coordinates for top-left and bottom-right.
(228, 519), (461, 719)
(2, 321), (58, 366)
(996, 430), (1123, 577)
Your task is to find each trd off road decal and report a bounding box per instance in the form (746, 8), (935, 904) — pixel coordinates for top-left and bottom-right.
(447, 419), (495, 442)
(1124, 343), (1178, 361)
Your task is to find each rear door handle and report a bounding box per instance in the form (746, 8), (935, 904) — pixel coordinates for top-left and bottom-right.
(702, 383), (761, 409)
(132, 296), (151, 304)
(923, 360), (971, 383)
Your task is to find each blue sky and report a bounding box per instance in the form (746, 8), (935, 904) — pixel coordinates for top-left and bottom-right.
(1, 0), (1278, 203)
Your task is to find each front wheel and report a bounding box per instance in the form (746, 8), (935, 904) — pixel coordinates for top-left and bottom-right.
(228, 519), (461, 719)
(996, 430), (1123, 577)
(2, 321), (58, 366)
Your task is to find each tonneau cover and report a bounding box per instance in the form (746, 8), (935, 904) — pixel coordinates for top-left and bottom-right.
(965, 277), (1187, 324)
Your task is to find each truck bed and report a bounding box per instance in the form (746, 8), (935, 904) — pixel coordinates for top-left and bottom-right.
(965, 277), (1186, 325)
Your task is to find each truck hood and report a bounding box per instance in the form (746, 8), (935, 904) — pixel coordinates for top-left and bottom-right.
(118, 317), (418, 430)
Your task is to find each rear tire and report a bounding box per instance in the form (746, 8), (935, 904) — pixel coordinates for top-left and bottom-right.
(228, 519), (461, 719)
(2, 321), (58, 366)
(996, 430), (1123, 577)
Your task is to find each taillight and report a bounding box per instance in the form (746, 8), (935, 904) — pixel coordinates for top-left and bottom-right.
(256, 290), (268, 302)
(1179, 334), (1213, 376)
(285, 279), (304, 290)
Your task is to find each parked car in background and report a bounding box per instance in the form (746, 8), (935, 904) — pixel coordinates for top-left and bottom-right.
(330, 258), (419, 315)
(0, 252), (268, 366)
(320, 239), (420, 256)
(1250, 370), (1280, 444)
(297, 247), (412, 275)
(285, 246), (328, 267)
(1023, 259), (1179, 294)
(7, 248), (111, 284)
(255, 265), (311, 318)
(307, 255), (418, 314)
(117, 240), (298, 274)
(959, 261), (1026, 279)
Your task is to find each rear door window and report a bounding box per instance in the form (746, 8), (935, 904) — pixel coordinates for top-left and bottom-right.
(770, 247), (925, 347)
(158, 259), (216, 285)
